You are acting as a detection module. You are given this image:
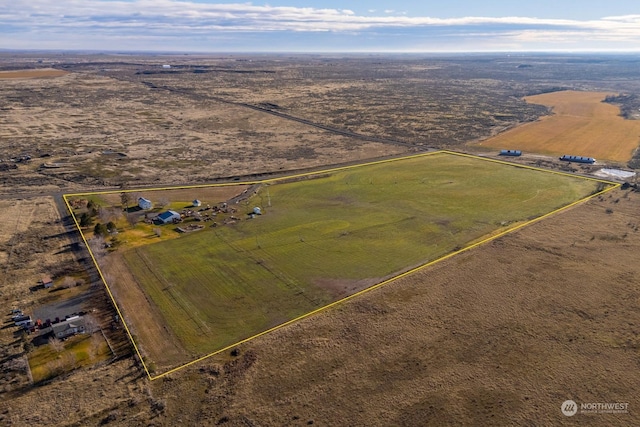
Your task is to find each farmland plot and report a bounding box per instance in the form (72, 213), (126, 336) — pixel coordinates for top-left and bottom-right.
(478, 90), (640, 163)
(72, 152), (611, 374)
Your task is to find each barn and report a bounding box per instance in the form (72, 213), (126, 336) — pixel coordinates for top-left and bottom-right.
(157, 210), (181, 224)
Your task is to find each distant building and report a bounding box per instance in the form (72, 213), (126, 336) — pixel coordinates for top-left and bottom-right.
(138, 197), (152, 210)
(156, 210), (181, 224)
(42, 275), (54, 289)
(559, 155), (596, 164)
(193, 199), (202, 207)
(252, 207), (262, 215)
(162, 64), (171, 69)
(499, 149), (522, 156)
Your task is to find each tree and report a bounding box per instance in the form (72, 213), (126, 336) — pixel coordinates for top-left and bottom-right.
(86, 199), (98, 217)
(106, 221), (117, 232)
(88, 236), (108, 261)
(157, 197), (170, 209)
(99, 206), (121, 224)
(94, 222), (108, 236)
(89, 333), (103, 361)
(48, 337), (64, 353)
(126, 213), (138, 229)
(79, 212), (93, 227)
(120, 192), (131, 211)
(84, 313), (100, 334)
(61, 276), (76, 289)
(131, 192), (141, 207)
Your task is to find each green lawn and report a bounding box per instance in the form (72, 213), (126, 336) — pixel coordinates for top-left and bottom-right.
(120, 152), (604, 357)
(29, 333), (111, 383)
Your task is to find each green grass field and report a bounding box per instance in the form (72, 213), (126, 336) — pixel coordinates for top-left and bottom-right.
(29, 334), (110, 383)
(116, 152), (604, 358)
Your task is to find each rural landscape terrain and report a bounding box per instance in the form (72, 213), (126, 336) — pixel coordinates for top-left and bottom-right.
(1, 52), (639, 426)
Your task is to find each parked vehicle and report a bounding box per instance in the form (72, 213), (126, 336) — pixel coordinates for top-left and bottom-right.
(15, 317), (32, 327)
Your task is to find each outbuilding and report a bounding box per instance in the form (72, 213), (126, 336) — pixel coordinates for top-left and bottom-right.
(138, 197), (152, 210)
(42, 275), (54, 289)
(193, 199), (202, 207)
(156, 210), (181, 224)
(559, 154), (596, 164)
(499, 149), (522, 156)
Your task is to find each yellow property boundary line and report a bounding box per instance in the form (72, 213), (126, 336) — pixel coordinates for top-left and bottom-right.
(63, 151), (620, 380)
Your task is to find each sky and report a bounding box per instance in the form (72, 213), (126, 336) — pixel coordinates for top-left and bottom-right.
(1, 0), (640, 53)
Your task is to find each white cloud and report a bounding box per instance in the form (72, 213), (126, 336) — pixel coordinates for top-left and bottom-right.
(2, 1), (640, 51)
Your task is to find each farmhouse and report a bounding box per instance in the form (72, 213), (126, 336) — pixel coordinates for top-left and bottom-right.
(156, 210), (181, 224)
(51, 316), (86, 339)
(138, 197), (152, 210)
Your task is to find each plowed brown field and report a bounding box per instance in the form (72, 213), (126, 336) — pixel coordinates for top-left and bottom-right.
(0, 69), (68, 79)
(478, 90), (640, 163)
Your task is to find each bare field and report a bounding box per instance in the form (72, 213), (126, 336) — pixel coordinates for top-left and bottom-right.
(0, 69), (68, 79)
(0, 197), (73, 296)
(478, 90), (640, 163)
(0, 69), (408, 193)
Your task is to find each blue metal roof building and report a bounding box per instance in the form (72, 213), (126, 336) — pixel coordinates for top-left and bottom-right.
(157, 210), (181, 224)
(559, 155), (596, 164)
(499, 149), (522, 156)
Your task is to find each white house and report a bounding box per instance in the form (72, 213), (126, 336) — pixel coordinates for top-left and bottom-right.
(51, 316), (86, 339)
(138, 197), (152, 210)
(193, 199), (201, 207)
(156, 210), (181, 224)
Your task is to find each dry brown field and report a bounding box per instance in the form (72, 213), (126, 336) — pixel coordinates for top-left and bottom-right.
(0, 69), (68, 79)
(0, 197), (102, 392)
(478, 90), (640, 163)
(0, 197), (74, 299)
(3, 187), (639, 426)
